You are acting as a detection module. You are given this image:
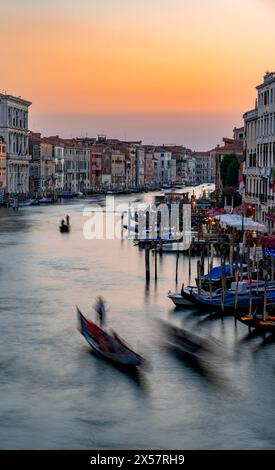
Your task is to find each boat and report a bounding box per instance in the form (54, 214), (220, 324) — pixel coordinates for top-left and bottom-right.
(161, 320), (217, 360)
(237, 312), (275, 332)
(196, 264), (246, 290)
(59, 224), (70, 233)
(62, 192), (77, 199)
(9, 199), (32, 207)
(18, 200), (32, 207)
(39, 197), (53, 204)
(192, 281), (275, 315)
(77, 307), (142, 367)
(168, 286), (198, 307)
(159, 241), (189, 253)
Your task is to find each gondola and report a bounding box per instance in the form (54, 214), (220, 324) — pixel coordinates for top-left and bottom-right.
(161, 320), (217, 360)
(168, 286), (198, 307)
(77, 306), (142, 367)
(59, 223), (70, 233)
(237, 313), (275, 332)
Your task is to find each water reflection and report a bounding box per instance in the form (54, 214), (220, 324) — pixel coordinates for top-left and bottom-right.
(1, 190), (275, 449)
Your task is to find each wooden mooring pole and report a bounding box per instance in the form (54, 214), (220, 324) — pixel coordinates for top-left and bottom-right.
(154, 242), (158, 281)
(175, 244), (179, 284)
(145, 243), (150, 282)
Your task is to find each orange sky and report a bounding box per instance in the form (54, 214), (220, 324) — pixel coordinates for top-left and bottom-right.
(1, 0), (275, 146)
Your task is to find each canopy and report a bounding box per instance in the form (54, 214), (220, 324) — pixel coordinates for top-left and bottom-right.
(233, 202), (252, 214)
(202, 264), (234, 280)
(206, 207), (226, 217)
(214, 214), (267, 232)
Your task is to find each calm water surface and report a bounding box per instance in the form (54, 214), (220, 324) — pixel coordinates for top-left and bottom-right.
(0, 189), (275, 449)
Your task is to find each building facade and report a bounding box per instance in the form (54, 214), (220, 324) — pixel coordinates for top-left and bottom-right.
(90, 145), (103, 190)
(193, 151), (215, 183)
(144, 151), (155, 187)
(64, 144), (90, 192)
(154, 148), (172, 186)
(111, 152), (125, 190)
(0, 93), (32, 194)
(29, 133), (55, 193)
(135, 146), (145, 189)
(0, 136), (6, 191)
(243, 72), (275, 226)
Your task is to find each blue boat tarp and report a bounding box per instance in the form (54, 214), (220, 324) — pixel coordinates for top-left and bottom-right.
(202, 264), (235, 281)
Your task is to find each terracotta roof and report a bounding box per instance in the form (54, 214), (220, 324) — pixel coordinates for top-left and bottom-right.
(193, 151), (210, 157)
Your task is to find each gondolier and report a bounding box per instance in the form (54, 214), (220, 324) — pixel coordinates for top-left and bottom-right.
(95, 296), (106, 327)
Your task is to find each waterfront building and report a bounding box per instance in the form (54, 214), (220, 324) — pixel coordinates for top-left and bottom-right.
(185, 153), (197, 185)
(135, 146), (145, 189)
(102, 151), (112, 190)
(243, 72), (275, 227)
(53, 144), (65, 192)
(193, 151), (215, 184)
(43, 135), (67, 193)
(144, 151), (155, 188)
(90, 145), (104, 191)
(111, 151), (126, 190)
(29, 133), (55, 194)
(0, 93), (32, 194)
(117, 144), (136, 190)
(64, 142), (90, 192)
(170, 146), (189, 185)
(0, 136), (6, 191)
(154, 148), (173, 186)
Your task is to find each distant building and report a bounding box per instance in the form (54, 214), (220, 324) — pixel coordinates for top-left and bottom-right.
(0, 93), (32, 194)
(29, 133), (55, 193)
(154, 148), (173, 186)
(43, 135), (66, 192)
(144, 151), (155, 187)
(90, 145), (104, 190)
(233, 126), (245, 141)
(136, 146), (145, 189)
(0, 136), (6, 191)
(63, 142), (90, 192)
(111, 151), (125, 190)
(192, 151), (215, 184)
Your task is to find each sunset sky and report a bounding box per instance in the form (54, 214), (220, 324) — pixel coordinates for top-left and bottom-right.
(1, 0), (275, 148)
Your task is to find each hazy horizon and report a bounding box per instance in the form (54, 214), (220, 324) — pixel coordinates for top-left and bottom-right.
(30, 111), (244, 150)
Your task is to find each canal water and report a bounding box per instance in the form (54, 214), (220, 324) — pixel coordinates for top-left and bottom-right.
(0, 188), (275, 450)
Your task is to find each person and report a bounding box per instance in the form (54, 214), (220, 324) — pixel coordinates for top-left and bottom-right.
(94, 296), (106, 327)
(66, 214), (70, 226)
(61, 218), (65, 226)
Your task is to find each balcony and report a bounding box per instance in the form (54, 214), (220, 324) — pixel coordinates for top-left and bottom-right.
(243, 167), (269, 177)
(260, 195), (268, 204)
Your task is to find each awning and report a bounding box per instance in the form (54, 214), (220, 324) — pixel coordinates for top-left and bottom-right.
(206, 208), (226, 217)
(214, 214), (267, 232)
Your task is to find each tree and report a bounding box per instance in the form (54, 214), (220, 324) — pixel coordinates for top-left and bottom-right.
(220, 153), (240, 188)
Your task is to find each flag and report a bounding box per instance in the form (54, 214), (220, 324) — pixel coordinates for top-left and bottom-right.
(238, 175), (245, 194)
